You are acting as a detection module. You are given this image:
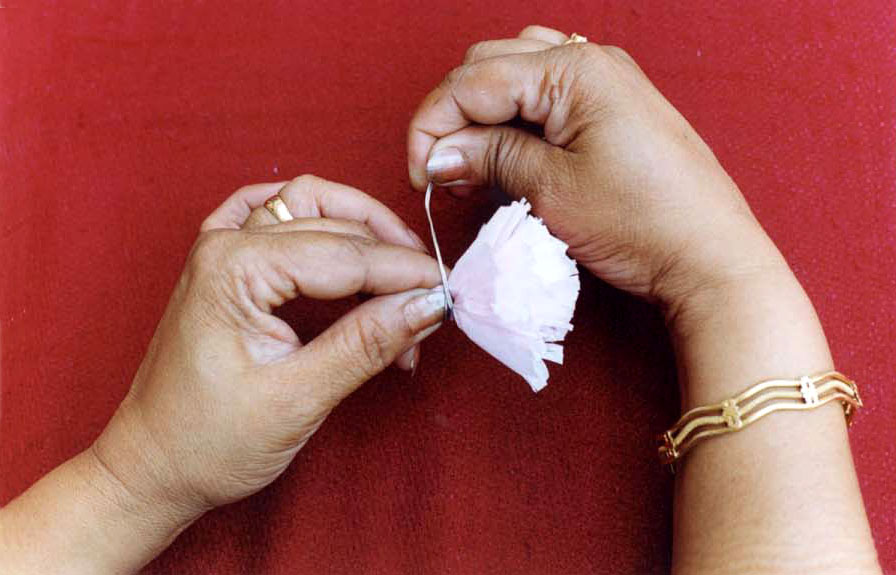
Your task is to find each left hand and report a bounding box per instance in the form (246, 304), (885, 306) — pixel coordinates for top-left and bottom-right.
(406, 25), (785, 315)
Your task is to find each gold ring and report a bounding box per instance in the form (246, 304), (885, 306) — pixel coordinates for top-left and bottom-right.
(263, 194), (294, 222)
(563, 33), (588, 45)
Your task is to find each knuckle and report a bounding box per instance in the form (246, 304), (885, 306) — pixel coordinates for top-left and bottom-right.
(603, 44), (635, 64)
(188, 230), (230, 277)
(344, 221), (375, 240)
(444, 64), (468, 89)
(233, 183), (257, 197)
(199, 215), (216, 232)
(282, 174), (319, 196)
(183, 231), (244, 314)
(572, 43), (638, 75)
(188, 230), (261, 303)
(559, 43), (625, 100)
(463, 41), (486, 63)
(218, 240), (274, 318)
(292, 174), (318, 186)
(399, 300), (421, 336)
(602, 45), (625, 58)
(349, 314), (393, 375)
(336, 233), (375, 260)
(575, 42), (610, 66)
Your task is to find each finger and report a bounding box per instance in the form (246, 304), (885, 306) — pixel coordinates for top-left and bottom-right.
(518, 24), (569, 45)
(213, 231), (443, 311)
(291, 288), (445, 405)
(251, 219), (421, 374)
(422, 126), (562, 202)
(244, 175), (428, 252)
(243, 201), (284, 228)
(395, 344), (419, 373)
(201, 182), (288, 231)
(243, 217), (378, 242)
(463, 38), (554, 64)
(408, 48), (593, 190)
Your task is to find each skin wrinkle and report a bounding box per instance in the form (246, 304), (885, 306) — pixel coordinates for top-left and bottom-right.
(80, 449), (173, 562)
(485, 127), (507, 189)
(661, 261), (791, 343)
(118, 400), (210, 517)
(265, 358), (331, 423)
(447, 64), (476, 128)
(86, 443), (145, 523)
(517, 61), (545, 124)
(533, 54), (560, 136)
(256, 241), (300, 307)
(338, 312), (389, 382)
(313, 183), (335, 220)
(550, 48), (595, 145)
(462, 38), (556, 65)
(228, 244), (278, 334)
(185, 237), (248, 333)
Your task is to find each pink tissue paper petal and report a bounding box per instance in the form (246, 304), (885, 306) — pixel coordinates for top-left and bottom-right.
(448, 199), (580, 392)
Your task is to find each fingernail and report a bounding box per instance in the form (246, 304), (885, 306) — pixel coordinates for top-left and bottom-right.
(424, 288), (447, 311)
(439, 179), (473, 188)
(397, 346), (416, 372)
(411, 347), (420, 377)
(426, 147), (469, 184)
(405, 288), (448, 330)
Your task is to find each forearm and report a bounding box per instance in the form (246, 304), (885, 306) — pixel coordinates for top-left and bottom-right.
(0, 441), (199, 574)
(668, 266), (880, 574)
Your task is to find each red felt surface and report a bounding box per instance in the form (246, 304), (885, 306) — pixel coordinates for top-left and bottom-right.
(1, 2), (895, 574)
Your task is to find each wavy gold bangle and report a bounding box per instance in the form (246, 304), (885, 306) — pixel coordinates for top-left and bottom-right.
(658, 371), (862, 469)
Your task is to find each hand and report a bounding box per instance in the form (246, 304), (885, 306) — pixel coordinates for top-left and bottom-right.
(408, 25), (789, 317)
(407, 27), (882, 575)
(94, 175), (446, 523)
(0, 175), (449, 574)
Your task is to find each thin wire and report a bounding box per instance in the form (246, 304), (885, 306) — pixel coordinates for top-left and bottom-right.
(424, 182), (454, 320)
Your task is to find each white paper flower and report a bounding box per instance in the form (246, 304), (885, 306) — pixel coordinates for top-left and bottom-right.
(448, 199), (580, 392)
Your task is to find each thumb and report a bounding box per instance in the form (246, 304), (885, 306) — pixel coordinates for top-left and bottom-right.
(423, 125), (567, 201)
(294, 287), (447, 404)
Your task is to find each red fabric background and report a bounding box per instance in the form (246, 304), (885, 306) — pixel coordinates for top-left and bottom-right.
(2, 2), (894, 574)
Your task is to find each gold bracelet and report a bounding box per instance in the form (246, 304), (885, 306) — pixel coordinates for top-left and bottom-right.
(658, 371), (862, 469)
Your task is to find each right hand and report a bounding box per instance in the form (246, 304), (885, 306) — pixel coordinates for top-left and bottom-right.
(408, 25), (790, 317)
(93, 176), (445, 536)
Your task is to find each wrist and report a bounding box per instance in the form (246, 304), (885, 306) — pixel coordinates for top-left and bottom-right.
(662, 260), (833, 409)
(665, 243), (879, 575)
(0, 441), (203, 575)
(78, 445), (201, 572)
(91, 400), (209, 530)
(653, 215), (792, 325)
(66, 402), (209, 572)
(662, 257), (799, 347)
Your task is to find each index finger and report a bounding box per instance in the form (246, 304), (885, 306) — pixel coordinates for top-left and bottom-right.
(216, 230), (442, 312)
(407, 47), (589, 191)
